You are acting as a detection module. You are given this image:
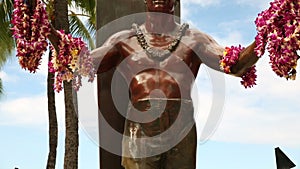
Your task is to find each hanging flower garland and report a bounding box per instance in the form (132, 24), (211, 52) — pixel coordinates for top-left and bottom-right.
(11, 0), (50, 73)
(255, 0), (300, 80)
(49, 30), (95, 93)
(11, 0), (95, 92)
(220, 0), (299, 88)
(220, 45), (257, 88)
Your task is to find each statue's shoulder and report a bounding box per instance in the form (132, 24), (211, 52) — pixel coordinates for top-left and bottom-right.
(185, 28), (208, 39)
(185, 27), (217, 45)
(107, 29), (136, 45)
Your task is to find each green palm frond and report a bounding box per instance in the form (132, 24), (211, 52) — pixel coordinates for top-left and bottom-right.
(0, 0), (13, 22)
(0, 32), (14, 68)
(0, 0), (15, 67)
(45, 0), (54, 19)
(68, 0), (95, 16)
(87, 12), (95, 33)
(68, 0), (96, 48)
(69, 11), (95, 49)
(0, 78), (3, 96)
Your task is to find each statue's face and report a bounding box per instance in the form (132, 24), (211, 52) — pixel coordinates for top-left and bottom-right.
(145, 0), (175, 13)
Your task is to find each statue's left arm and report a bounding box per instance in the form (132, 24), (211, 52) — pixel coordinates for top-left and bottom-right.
(192, 29), (259, 77)
(230, 41), (259, 76)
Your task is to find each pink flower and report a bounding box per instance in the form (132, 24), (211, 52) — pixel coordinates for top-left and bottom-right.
(12, 0), (95, 92)
(11, 0), (50, 73)
(220, 45), (257, 88)
(241, 66), (257, 88)
(254, 0), (299, 80)
(49, 31), (95, 92)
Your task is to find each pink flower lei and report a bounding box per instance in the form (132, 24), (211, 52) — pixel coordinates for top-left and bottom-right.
(11, 0), (50, 73)
(220, 0), (299, 88)
(49, 30), (95, 93)
(255, 0), (300, 80)
(220, 45), (257, 88)
(11, 0), (95, 92)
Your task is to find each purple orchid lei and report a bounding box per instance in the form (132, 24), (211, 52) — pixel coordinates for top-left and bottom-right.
(255, 0), (299, 80)
(221, 0), (299, 88)
(49, 30), (95, 93)
(220, 46), (257, 88)
(11, 0), (50, 73)
(11, 0), (95, 92)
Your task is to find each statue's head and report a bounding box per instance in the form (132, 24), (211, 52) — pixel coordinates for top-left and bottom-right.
(144, 0), (177, 14)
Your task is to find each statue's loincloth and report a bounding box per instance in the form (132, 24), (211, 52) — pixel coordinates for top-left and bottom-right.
(122, 98), (196, 169)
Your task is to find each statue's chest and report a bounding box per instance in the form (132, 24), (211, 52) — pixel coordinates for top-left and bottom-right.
(117, 45), (192, 77)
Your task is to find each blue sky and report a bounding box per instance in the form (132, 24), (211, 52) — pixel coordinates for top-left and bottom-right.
(1, 0), (300, 168)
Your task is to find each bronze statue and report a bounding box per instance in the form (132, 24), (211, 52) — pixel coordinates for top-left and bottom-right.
(92, 0), (258, 168)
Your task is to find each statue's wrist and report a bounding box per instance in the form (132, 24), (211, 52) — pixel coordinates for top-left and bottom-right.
(220, 45), (257, 88)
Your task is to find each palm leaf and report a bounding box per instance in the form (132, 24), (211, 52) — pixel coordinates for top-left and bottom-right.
(0, 0), (13, 22)
(0, 23), (14, 67)
(87, 13), (96, 35)
(67, 0), (96, 48)
(69, 11), (95, 49)
(0, 0), (15, 67)
(68, 0), (95, 16)
(0, 78), (3, 96)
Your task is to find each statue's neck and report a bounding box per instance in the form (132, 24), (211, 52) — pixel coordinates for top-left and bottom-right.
(145, 12), (177, 34)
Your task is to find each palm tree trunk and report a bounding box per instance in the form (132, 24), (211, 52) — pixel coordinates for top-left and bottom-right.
(53, 0), (79, 168)
(46, 50), (58, 169)
(25, 0), (59, 168)
(63, 81), (79, 169)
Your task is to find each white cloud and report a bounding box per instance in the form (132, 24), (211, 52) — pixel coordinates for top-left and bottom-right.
(0, 71), (19, 83)
(211, 18), (257, 46)
(0, 84), (99, 137)
(0, 95), (48, 127)
(217, 18), (255, 32)
(195, 55), (300, 147)
(181, 0), (221, 20)
(210, 91), (300, 147)
(183, 0), (221, 7)
(0, 71), (6, 79)
(183, 0), (270, 9)
(235, 0), (271, 9)
(213, 31), (246, 46)
(0, 92), (66, 131)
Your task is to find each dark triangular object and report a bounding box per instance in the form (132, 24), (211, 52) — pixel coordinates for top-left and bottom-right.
(275, 147), (296, 169)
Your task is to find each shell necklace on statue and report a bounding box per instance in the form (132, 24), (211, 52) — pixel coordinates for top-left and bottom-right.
(132, 23), (189, 61)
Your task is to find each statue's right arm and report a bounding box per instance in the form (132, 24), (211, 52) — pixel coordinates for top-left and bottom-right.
(91, 30), (133, 74)
(91, 43), (120, 74)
